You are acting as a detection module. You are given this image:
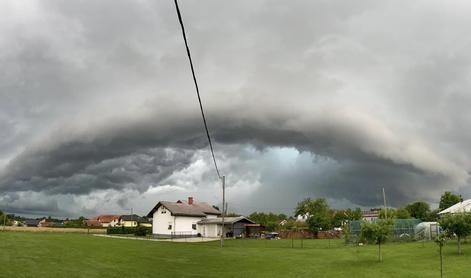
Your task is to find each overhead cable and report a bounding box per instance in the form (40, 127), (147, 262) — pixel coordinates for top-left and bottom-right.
(173, 0), (221, 178)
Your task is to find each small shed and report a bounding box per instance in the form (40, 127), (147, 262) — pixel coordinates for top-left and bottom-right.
(415, 222), (441, 240)
(197, 216), (256, 238)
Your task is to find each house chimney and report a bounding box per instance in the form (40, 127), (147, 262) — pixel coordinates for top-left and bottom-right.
(188, 197), (194, 205)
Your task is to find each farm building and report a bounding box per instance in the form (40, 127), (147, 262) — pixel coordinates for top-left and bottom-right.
(438, 199), (471, 215)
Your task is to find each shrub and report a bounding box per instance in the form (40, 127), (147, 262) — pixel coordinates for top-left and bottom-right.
(107, 226), (152, 236)
(134, 226), (149, 236)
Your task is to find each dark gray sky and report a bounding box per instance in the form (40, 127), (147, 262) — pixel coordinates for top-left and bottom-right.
(1, 0), (471, 218)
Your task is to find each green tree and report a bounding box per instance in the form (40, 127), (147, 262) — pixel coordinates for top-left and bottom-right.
(248, 212), (287, 232)
(405, 201), (430, 220)
(396, 208), (411, 219)
(349, 208), (363, 220)
(294, 198), (312, 216)
(333, 208), (362, 226)
(379, 208), (397, 219)
(439, 213), (471, 255)
(307, 211), (332, 233)
(360, 220), (393, 262)
(425, 209), (440, 222)
(439, 192), (461, 211)
(339, 208), (363, 220)
(295, 198), (332, 233)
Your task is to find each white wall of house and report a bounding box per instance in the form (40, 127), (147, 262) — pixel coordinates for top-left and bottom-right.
(206, 214), (217, 219)
(198, 223), (220, 238)
(174, 216), (200, 236)
(152, 205), (201, 235)
(122, 220), (138, 227)
(153, 205), (175, 235)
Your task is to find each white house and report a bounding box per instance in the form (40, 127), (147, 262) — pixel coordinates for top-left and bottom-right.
(296, 213), (310, 222)
(438, 199), (471, 215)
(147, 197), (221, 237)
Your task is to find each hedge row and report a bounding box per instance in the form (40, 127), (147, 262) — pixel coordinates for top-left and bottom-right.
(107, 226), (152, 236)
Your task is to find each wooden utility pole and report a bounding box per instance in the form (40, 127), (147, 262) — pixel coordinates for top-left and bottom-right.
(220, 175), (225, 248)
(382, 188), (388, 219)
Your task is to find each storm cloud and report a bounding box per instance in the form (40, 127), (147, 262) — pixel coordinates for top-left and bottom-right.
(1, 0), (471, 217)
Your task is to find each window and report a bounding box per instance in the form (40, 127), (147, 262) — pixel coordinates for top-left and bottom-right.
(168, 224), (172, 230)
(161, 209), (166, 214)
(192, 224), (197, 230)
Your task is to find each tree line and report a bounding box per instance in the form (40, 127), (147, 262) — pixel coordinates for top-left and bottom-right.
(247, 191), (463, 234)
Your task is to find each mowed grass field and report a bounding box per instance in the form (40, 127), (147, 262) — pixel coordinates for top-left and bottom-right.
(1, 232), (470, 278)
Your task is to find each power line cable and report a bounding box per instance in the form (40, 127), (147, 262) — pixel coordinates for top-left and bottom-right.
(173, 0), (221, 179)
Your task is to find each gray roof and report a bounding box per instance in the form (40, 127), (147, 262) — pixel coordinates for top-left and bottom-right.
(177, 200), (221, 215)
(120, 214), (150, 223)
(197, 216), (255, 225)
(24, 219), (41, 226)
(147, 200), (221, 218)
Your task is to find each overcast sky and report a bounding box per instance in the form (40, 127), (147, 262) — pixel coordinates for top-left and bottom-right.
(1, 0), (471, 218)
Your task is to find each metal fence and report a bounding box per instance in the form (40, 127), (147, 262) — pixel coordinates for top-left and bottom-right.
(348, 219), (422, 243)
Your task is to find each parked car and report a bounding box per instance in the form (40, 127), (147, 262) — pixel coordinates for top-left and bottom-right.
(265, 232), (280, 240)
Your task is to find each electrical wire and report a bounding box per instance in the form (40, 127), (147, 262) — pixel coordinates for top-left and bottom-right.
(173, 0), (221, 179)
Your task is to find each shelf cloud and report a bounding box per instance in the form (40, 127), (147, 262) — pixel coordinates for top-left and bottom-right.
(1, 0), (471, 216)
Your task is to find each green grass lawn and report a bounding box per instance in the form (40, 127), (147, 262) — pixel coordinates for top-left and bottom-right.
(1, 232), (470, 278)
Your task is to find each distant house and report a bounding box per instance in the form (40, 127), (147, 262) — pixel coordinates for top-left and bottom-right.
(38, 219), (55, 227)
(86, 215), (120, 227)
(84, 219), (102, 227)
(362, 210), (380, 222)
(119, 214), (152, 227)
(438, 199), (471, 215)
(24, 219), (41, 227)
(296, 213), (310, 222)
(147, 197), (221, 237)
